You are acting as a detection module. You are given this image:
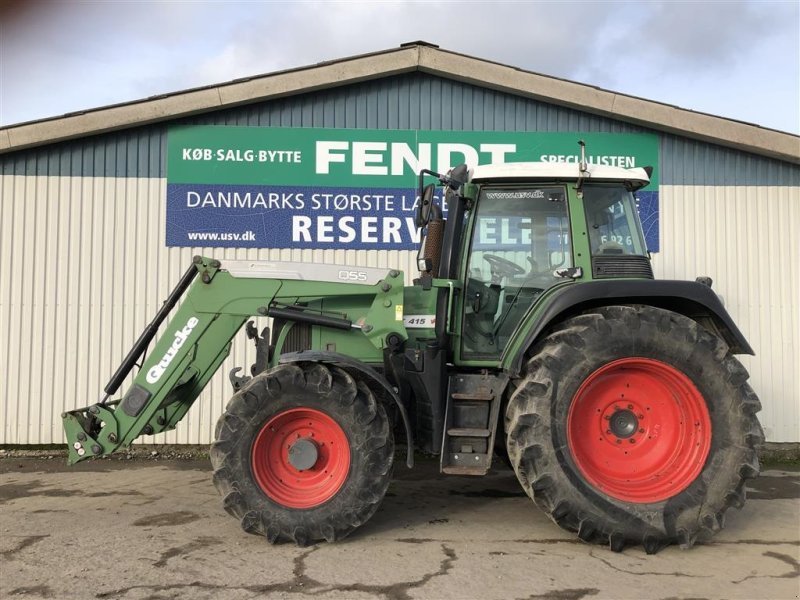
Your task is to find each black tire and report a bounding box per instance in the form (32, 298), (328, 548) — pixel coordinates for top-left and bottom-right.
(505, 305), (763, 553)
(210, 362), (394, 546)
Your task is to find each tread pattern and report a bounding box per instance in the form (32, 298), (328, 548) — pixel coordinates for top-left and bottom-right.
(210, 363), (393, 545)
(506, 305), (764, 553)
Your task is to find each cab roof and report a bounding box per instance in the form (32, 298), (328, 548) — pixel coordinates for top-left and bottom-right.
(469, 162), (651, 188)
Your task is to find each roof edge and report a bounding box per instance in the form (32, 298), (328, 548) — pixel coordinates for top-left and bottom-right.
(1, 43), (798, 164)
(0, 45), (420, 154)
(417, 46), (799, 164)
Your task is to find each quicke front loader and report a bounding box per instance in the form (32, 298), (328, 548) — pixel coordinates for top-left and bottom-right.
(63, 147), (763, 553)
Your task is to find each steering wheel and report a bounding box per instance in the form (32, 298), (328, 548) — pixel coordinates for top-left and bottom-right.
(483, 254), (525, 283)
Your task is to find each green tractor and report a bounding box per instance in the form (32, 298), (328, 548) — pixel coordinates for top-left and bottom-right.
(63, 143), (763, 553)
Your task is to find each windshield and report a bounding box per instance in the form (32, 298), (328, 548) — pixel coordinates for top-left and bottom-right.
(583, 185), (647, 256)
(462, 186), (570, 360)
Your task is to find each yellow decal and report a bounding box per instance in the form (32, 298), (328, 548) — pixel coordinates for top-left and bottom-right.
(395, 304), (403, 321)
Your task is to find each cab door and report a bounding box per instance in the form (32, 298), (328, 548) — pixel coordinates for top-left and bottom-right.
(457, 185), (572, 364)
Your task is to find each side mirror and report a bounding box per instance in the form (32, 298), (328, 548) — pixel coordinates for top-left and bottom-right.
(447, 164), (469, 190)
(416, 183), (436, 228)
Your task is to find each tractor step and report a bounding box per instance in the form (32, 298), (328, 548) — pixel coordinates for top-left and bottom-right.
(446, 427), (491, 437)
(440, 371), (509, 476)
(442, 465), (490, 475)
(451, 391), (494, 401)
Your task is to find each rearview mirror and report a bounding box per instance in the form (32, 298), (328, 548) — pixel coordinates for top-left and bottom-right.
(549, 251), (566, 269)
(416, 183), (436, 228)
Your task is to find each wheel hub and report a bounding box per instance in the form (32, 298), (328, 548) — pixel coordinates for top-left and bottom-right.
(567, 357), (711, 504)
(288, 438), (319, 471)
(250, 408), (350, 509)
(609, 409), (638, 439)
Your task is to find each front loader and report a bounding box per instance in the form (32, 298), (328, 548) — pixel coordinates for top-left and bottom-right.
(63, 143), (763, 553)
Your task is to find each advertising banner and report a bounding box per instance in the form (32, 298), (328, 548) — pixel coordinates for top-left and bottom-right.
(167, 127), (660, 251)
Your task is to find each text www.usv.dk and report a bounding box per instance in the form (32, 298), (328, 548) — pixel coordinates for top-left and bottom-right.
(186, 230), (256, 241)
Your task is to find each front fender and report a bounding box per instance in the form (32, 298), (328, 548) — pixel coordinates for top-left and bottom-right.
(502, 280), (754, 377)
(279, 351), (414, 468)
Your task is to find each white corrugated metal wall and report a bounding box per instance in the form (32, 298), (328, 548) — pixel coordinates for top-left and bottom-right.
(650, 184), (799, 443)
(0, 175), (419, 445)
(0, 175), (797, 444)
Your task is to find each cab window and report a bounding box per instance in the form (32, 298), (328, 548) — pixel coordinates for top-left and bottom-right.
(583, 185), (647, 256)
(461, 186), (570, 360)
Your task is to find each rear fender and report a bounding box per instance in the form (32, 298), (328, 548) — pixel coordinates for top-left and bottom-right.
(503, 280), (754, 377)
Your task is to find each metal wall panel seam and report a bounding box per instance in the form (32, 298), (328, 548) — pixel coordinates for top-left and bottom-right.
(36, 174), (54, 443)
(0, 175), (12, 442)
(8, 173), (22, 443)
(9, 174), (22, 442)
(20, 174), (35, 443)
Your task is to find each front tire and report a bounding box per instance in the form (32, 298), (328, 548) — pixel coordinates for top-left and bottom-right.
(211, 363), (394, 545)
(506, 305), (763, 553)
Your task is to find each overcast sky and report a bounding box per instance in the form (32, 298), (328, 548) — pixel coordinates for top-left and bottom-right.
(1, 0), (798, 134)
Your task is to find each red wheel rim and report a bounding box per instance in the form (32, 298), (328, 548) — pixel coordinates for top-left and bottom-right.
(567, 358), (711, 503)
(251, 408), (350, 509)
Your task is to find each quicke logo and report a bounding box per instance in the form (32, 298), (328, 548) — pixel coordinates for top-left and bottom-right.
(146, 317), (200, 384)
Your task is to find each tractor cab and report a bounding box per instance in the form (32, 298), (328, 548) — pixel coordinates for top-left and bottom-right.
(399, 154), (659, 470)
(415, 156), (653, 365)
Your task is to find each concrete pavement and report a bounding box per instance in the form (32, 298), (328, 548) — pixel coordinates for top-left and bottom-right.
(0, 456), (797, 600)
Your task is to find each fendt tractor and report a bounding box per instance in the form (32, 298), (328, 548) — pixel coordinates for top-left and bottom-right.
(63, 142), (763, 553)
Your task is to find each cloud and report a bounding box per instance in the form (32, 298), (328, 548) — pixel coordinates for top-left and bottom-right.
(0, 1), (797, 132)
(0, 1), (241, 122)
(192, 1), (623, 84)
(570, 0), (799, 131)
(629, 1), (787, 68)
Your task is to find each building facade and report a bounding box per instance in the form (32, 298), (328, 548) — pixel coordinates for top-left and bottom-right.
(1, 44), (798, 445)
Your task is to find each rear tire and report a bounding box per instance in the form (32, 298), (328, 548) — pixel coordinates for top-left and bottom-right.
(505, 305), (763, 553)
(211, 363), (393, 545)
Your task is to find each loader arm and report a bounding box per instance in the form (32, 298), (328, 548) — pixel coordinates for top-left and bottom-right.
(62, 256), (406, 464)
